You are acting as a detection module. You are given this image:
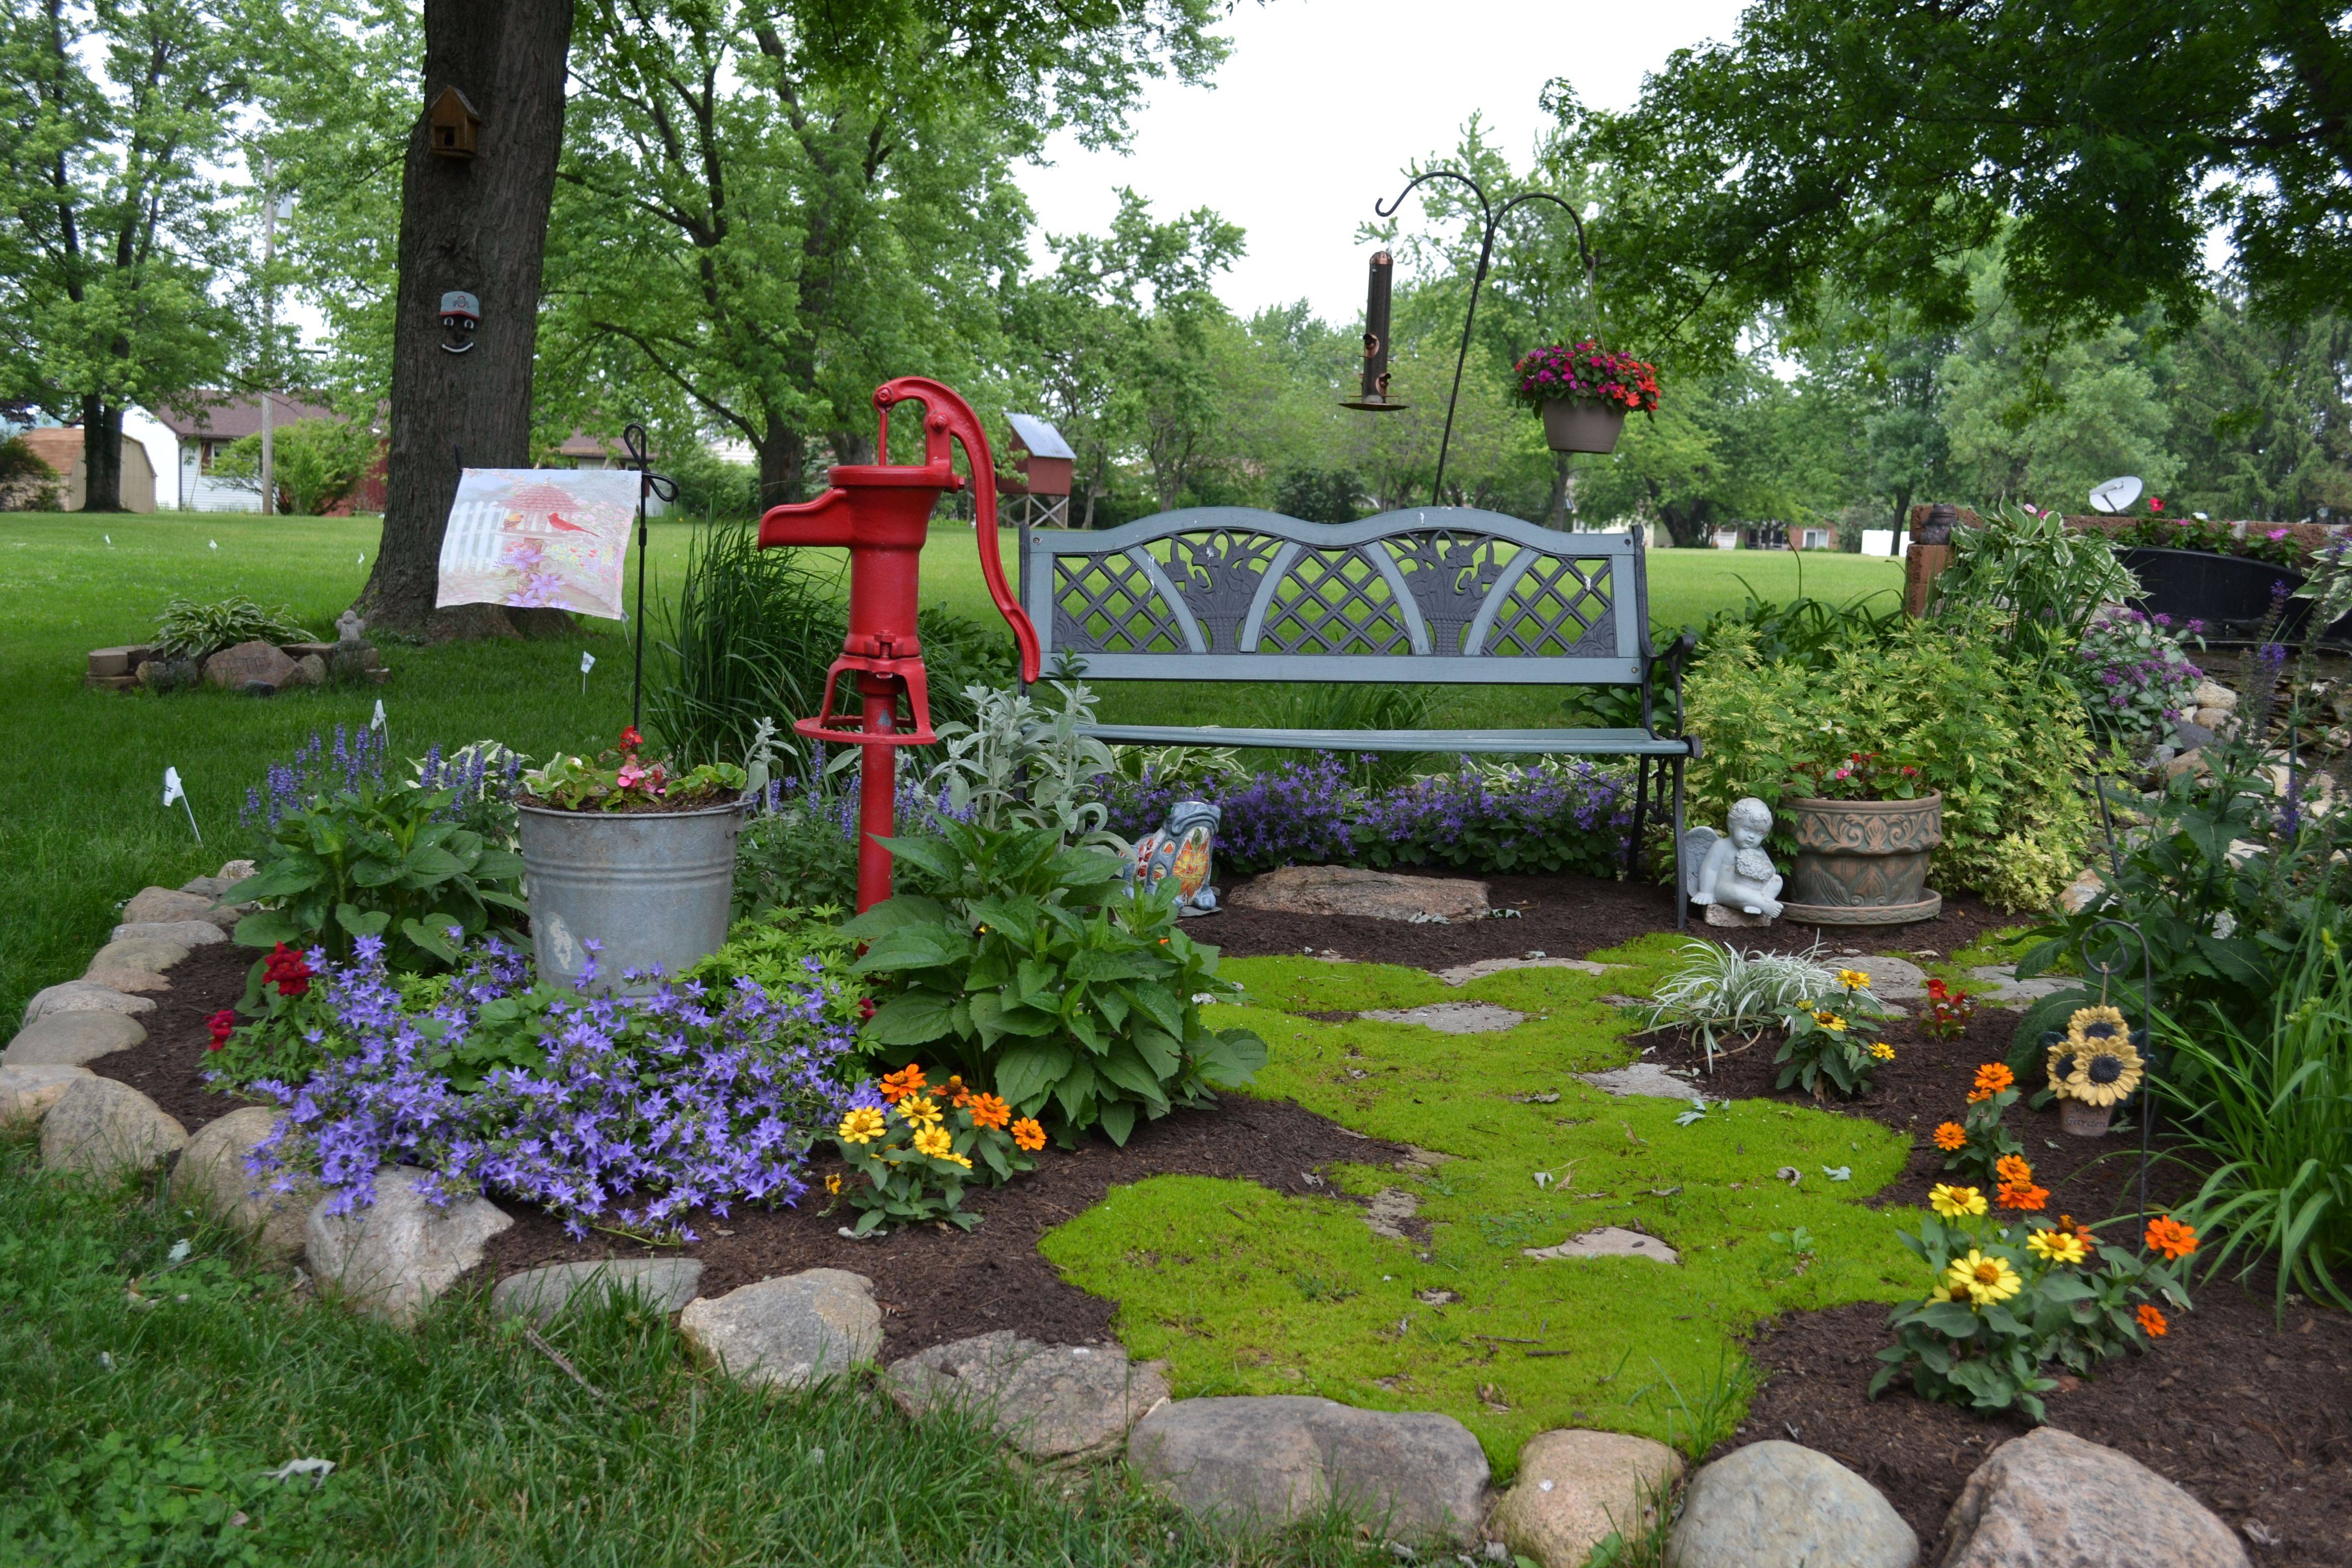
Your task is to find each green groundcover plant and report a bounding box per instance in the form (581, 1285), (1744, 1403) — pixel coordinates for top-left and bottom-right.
(842, 819), (1267, 1145)
(1684, 615), (2096, 909)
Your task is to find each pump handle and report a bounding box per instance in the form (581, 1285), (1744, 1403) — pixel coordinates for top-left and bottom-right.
(873, 376), (1042, 683)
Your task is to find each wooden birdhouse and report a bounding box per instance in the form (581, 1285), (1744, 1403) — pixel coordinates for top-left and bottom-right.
(427, 86), (481, 160)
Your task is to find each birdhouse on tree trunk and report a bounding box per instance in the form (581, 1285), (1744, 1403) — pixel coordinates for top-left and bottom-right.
(427, 87), (482, 160)
(999, 413), (1075, 528)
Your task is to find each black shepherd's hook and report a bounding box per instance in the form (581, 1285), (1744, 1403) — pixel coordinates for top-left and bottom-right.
(621, 423), (678, 732)
(1374, 169), (1600, 505)
(2086, 763), (2164, 1239)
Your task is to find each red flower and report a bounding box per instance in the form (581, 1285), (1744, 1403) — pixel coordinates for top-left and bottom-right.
(857, 996), (875, 1022)
(619, 725), (645, 751)
(206, 1009), (237, 1050)
(2148, 498), (2164, 512)
(263, 942), (312, 999)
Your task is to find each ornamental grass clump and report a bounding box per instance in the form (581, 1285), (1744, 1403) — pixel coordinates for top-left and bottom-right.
(246, 935), (853, 1239)
(1643, 940), (1845, 1068)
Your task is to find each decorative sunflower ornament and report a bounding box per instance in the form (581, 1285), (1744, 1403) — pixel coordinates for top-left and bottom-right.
(2046, 1008), (2145, 1109)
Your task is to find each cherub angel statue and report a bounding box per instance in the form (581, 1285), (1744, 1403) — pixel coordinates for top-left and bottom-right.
(1682, 797), (1784, 920)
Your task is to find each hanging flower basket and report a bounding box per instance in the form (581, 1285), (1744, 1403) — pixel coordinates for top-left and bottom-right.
(1514, 341), (1660, 455)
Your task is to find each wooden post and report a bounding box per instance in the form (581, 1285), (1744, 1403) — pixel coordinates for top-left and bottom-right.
(1904, 503), (1957, 618)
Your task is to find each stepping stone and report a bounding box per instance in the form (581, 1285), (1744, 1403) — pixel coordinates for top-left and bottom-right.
(0, 1063), (93, 1125)
(174, 1107), (316, 1262)
(1359, 1002), (1524, 1034)
(1853, 955), (1930, 999)
(677, 1269), (882, 1389)
(1941, 1426), (2248, 1568)
(305, 1165), (514, 1326)
(111, 919), (229, 947)
(1230, 866), (1489, 922)
(887, 1332), (1170, 1464)
(1522, 1227), (1680, 1265)
(1435, 955), (1617, 987)
(491, 1258), (705, 1327)
(1968, 964), (2071, 1008)
(1492, 1429), (1685, 1568)
(1669, 1440), (1916, 1568)
(40, 1077), (188, 1181)
(21, 981), (154, 1028)
(1364, 1187), (1420, 1241)
(1127, 1395), (1488, 1546)
(1578, 1063), (1696, 1100)
(4, 1010), (145, 1067)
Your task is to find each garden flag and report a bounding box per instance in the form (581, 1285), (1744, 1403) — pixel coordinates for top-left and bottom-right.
(162, 766), (200, 842)
(434, 468), (638, 620)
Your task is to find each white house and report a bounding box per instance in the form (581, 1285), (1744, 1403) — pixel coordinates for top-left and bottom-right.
(154, 392), (339, 511)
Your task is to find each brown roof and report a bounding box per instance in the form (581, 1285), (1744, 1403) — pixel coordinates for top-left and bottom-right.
(556, 430), (623, 458)
(156, 392), (339, 440)
(19, 427), (78, 474)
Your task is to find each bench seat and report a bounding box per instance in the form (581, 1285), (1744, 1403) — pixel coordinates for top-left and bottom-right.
(1081, 724), (1700, 757)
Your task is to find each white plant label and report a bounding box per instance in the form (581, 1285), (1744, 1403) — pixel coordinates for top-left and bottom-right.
(162, 766), (201, 843)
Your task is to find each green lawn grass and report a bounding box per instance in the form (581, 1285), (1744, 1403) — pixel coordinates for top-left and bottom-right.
(0, 510), (1898, 1027)
(1043, 943), (1921, 1474)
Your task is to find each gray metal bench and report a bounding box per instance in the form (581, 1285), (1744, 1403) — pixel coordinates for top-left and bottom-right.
(1016, 505), (1702, 926)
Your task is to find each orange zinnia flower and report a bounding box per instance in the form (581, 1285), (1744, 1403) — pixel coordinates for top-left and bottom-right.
(1996, 1181), (2048, 1212)
(967, 1093), (1011, 1130)
(2054, 1213), (2097, 1248)
(1011, 1117), (1046, 1152)
(1995, 1154), (2034, 1186)
(944, 1074), (973, 1108)
(1932, 1122), (1967, 1152)
(1973, 1063), (2015, 1096)
(877, 1064), (927, 1103)
(2137, 1303), (2168, 1337)
(2145, 1215), (2199, 1261)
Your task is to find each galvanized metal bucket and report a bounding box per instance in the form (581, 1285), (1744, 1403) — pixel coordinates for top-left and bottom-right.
(516, 796), (745, 995)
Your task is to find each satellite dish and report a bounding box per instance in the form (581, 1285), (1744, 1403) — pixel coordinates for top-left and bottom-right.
(2089, 476), (2144, 514)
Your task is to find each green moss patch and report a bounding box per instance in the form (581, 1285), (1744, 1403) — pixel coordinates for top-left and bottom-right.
(1040, 951), (1924, 1472)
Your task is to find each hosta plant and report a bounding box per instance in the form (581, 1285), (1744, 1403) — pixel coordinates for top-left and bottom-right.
(842, 819), (1268, 1144)
(827, 1065), (1042, 1234)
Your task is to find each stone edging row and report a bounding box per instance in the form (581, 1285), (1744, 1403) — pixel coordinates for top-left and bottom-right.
(0, 868), (2255, 1568)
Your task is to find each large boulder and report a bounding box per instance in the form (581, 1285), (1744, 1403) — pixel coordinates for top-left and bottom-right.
(677, 1269), (882, 1389)
(1939, 1427), (2249, 1568)
(304, 1165), (513, 1325)
(203, 639), (299, 692)
(491, 1258), (705, 1328)
(1229, 866), (1490, 922)
(4, 1010), (145, 1067)
(0, 1063), (94, 1125)
(39, 1076), (189, 1180)
(1668, 1440), (1916, 1568)
(1126, 1395), (1489, 1546)
(110, 919), (228, 947)
(887, 1332), (1170, 1464)
(1493, 1429), (1685, 1568)
(20, 981), (155, 1028)
(173, 1107), (315, 1262)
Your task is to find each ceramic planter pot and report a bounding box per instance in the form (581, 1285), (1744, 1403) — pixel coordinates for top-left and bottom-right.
(517, 795), (746, 995)
(1778, 792), (1943, 925)
(2059, 1098), (2114, 1137)
(1539, 399), (1628, 454)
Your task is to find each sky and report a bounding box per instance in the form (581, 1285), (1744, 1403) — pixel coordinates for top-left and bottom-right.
(1017, 0), (1752, 325)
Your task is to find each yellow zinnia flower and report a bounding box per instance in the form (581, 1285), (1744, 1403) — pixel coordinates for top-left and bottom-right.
(1835, 968), (1871, 992)
(2027, 1228), (2089, 1266)
(837, 1107), (887, 1145)
(1812, 1011), (1848, 1033)
(1869, 1042), (1895, 1061)
(1944, 1249), (2023, 1307)
(912, 1125), (955, 1159)
(1929, 1183), (1988, 1219)
(899, 1094), (943, 1129)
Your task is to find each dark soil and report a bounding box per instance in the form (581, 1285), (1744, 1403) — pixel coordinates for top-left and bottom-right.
(107, 872), (2348, 1557)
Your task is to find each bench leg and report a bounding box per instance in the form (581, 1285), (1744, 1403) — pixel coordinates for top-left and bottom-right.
(1672, 754), (1688, 931)
(1626, 756), (1650, 881)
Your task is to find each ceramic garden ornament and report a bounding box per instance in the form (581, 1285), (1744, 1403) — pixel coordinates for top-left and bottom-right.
(1682, 797), (1785, 921)
(1124, 799), (1220, 916)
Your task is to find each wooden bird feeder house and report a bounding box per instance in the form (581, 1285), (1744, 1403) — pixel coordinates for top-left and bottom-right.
(427, 87), (482, 160)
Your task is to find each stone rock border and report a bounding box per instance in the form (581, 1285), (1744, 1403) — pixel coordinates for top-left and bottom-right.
(85, 636), (386, 694)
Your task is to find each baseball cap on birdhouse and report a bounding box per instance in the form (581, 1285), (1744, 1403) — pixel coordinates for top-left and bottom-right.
(427, 86), (481, 160)
(439, 291), (480, 326)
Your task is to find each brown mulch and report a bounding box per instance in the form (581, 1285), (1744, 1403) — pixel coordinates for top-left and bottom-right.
(100, 872), (2348, 1559)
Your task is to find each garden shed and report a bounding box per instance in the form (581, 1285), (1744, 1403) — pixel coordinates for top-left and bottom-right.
(21, 425), (155, 512)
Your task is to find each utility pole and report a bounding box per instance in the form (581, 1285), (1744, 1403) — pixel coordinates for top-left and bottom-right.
(259, 151), (277, 518)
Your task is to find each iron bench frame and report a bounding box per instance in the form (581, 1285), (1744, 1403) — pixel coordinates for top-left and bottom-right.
(1015, 505), (1702, 927)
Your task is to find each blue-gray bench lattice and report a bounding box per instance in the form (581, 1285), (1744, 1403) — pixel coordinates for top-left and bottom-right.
(1016, 505), (1702, 926)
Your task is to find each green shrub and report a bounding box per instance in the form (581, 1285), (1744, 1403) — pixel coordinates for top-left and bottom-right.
(841, 820), (1267, 1144)
(151, 594), (317, 662)
(1932, 503), (2139, 673)
(689, 905), (868, 1033)
(1683, 617), (2095, 909)
(212, 417), (380, 514)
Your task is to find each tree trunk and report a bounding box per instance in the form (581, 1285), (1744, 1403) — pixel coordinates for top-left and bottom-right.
(356, 0), (574, 636)
(80, 397), (126, 512)
(1546, 451), (1571, 529)
(756, 422), (806, 510)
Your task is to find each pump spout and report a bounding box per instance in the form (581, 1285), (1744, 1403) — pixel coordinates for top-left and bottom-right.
(754, 486), (857, 550)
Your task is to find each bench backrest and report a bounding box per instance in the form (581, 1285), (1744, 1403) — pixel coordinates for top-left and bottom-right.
(1019, 505), (1650, 684)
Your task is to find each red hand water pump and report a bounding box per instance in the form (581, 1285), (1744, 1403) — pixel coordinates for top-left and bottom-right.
(755, 377), (1042, 911)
